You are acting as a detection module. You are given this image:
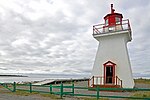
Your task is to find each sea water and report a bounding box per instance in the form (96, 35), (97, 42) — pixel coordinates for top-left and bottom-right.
(0, 73), (90, 83)
(0, 73), (149, 83)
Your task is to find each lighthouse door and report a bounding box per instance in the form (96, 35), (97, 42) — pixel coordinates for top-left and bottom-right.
(103, 61), (116, 85)
(105, 66), (113, 84)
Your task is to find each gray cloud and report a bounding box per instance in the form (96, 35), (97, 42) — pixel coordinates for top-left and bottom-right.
(0, 0), (149, 77)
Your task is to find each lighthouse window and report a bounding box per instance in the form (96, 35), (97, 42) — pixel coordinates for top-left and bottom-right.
(108, 27), (114, 32)
(115, 17), (121, 24)
(105, 19), (108, 26)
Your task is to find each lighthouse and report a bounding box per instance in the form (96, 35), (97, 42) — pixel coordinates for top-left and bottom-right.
(88, 4), (134, 88)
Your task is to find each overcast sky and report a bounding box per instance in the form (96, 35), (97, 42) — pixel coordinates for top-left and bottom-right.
(0, 0), (150, 77)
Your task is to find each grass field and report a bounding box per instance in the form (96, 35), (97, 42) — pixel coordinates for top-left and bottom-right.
(134, 78), (150, 84)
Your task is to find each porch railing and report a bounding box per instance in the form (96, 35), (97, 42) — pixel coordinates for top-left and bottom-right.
(88, 76), (122, 87)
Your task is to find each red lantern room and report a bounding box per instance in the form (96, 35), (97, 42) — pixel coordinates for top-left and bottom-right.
(103, 4), (123, 32)
(104, 4), (123, 27)
(93, 4), (131, 36)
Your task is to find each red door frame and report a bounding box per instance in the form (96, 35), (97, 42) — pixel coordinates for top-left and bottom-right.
(103, 61), (116, 85)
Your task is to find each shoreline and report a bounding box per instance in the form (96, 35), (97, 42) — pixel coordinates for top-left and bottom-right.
(0, 75), (28, 77)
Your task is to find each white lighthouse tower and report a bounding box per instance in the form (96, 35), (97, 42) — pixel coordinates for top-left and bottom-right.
(88, 4), (134, 88)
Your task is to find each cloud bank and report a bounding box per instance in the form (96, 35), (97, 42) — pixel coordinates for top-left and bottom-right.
(0, 0), (150, 77)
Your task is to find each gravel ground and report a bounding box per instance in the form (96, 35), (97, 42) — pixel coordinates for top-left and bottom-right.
(0, 81), (150, 100)
(0, 93), (50, 100)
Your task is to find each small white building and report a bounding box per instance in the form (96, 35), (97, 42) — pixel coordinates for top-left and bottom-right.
(88, 4), (134, 88)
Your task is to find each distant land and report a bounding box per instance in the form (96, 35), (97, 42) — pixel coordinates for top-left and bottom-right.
(0, 75), (28, 77)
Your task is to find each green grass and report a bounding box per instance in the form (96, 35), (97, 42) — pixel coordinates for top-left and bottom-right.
(132, 91), (150, 98)
(10, 90), (107, 100)
(0, 89), (60, 99)
(14, 90), (59, 99)
(12, 90), (39, 96)
(132, 79), (150, 98)
(39, 93), (60, 99)
(134, 78), (150, 84)
(80, 97), (108, 100)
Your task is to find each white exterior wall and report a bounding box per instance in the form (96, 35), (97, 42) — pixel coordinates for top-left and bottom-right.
(91, 32), (134, 88)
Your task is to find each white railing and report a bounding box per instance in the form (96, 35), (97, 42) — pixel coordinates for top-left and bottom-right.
(88, 76), (122, 87)
(93, 19), (131, 35)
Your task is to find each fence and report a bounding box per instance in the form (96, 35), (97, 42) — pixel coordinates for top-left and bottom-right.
(0, 82), (150, 100)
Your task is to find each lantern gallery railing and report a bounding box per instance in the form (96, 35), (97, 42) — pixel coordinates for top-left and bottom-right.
(93, 19), (131, 35)
(88, 76), (122, 88)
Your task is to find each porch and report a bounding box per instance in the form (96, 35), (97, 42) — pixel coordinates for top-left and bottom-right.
(88, 76), (122, 88)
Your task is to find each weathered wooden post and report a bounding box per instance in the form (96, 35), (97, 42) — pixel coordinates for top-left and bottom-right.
(60, 83), (63, 98)
(72, 82), (74, 96)
(13, 82), (16, 92)
(96, 87), (99, 100)
(50, 84), (52, 93)
(29, 83), (32, 93)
